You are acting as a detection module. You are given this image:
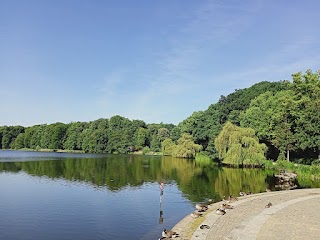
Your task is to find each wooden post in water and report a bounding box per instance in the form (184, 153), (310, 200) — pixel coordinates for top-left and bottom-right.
(159, 182), (164, 224)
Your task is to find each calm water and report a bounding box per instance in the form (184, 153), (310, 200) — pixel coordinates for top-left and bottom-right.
(1, 150), (319, 240)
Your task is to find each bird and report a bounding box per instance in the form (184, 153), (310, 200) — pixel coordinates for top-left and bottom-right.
(223, 195), (238, 203)
(207, 199), (214, 204)
(215, 208), (226, 215)
(200, 224), (210, 229)
(196, 203), (208, 212)
(221, 203), (234, 209)
(191, 212), (203, 218)
(162, 229), (179, 238)
(239, 191), (247, 196)
(265, 202), (272, 208)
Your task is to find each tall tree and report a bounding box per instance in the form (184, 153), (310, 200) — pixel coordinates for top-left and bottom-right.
(214, 122), (267, 166)
(240, 90), (298, 161)
(64, 122), (88, 150)
(172, 133), (202, 158)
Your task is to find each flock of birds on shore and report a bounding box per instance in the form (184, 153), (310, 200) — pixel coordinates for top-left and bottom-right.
(159, 189), (273, 239)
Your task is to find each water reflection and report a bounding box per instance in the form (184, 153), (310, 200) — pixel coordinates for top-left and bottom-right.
(1, 151), (320, 240)
(1, 153), (320, 203)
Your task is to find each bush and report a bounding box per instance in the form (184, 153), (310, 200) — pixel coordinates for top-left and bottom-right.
(195, 152), (212, 166)
(142, 147), (150, 155)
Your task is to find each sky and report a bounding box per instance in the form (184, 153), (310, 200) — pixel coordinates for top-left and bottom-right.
(1, 0), (320, 127)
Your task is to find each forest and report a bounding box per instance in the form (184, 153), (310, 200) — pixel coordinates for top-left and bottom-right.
(1, 69), (319, 166)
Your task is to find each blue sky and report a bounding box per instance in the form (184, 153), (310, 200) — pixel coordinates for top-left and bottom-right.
(1, 0), (320, 127)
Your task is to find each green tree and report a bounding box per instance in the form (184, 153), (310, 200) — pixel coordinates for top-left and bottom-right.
(48, 123), (67, 149)
(214, 122), (267, 166)
(14, 133), (25, 149)
(134, 127), (150, 150)
(172, 133), (202, 158)
(82, 119), (108, 153)
(240, 90), (298, 161)
(106, 115), (132, 154)
(64, 122), (89, 150)
(157, 128), (170, 142)
(150, 135), (161, 152)
(161, 138), (175, 156)
(291, 69), (320, 159)
(1, 126), (25, 149)
(170, 126), (181, 142)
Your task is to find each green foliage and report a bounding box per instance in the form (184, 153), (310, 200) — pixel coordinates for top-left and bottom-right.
(241, 90), (298, 161)
(172, 133), (202, 158)
(161, 138), (175, 156)
(214, 122), (267, 166)
(106, 116), (137, 154)
(0, 69), (318, 162)
(0, 125), (25, 149)
(64, 122), (89, 150)
(150, 135), (161, 152)
(195, 152), (212, 166)
(142, 146), (150, 155)
(134, 127), (149, 150)
(170, 126), (181, 142)
(14, 133), (25, 149)
(157, 128), (170, 142)
(241, 69), (320, 162)
(178, 81), (288, 158)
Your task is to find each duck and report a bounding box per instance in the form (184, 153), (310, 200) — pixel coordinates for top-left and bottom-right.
(215, 208), (226, 215)
(200, 224), (210, 229)
(162, 229), (179, 238)
(265, 202), (272, 208)
(223, 195), (238, 203)
(221, 203), (234, 209)
(239, 191), (247, 196)
(207, 199), (214, 204)
(196, 203), (208, 212)
(190, 212), (203, 218)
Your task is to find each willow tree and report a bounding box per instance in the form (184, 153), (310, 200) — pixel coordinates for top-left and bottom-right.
(172, 133), (202, 158)
(161, 138), (175, 156)
(214, 122), (267, 166)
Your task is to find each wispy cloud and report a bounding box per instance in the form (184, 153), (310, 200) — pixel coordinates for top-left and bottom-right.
(123, 0), (263, 122)
(153, 0), (262, 87)
(88, 0), (320, 124)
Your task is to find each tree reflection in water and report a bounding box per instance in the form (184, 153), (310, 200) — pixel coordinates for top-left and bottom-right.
(1, 154), (319, 203)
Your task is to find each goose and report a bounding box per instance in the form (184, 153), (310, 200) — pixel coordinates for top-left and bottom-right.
(215, 208), (226, 215)
(265, 202), (272, 208)
(191, 212), (203, 218)
(162, 229), (179, 238)
(221, 203), (234, 209)
(223, 195), (238, 203)
(200, 224), (210, 229)
(196, 203), (208, 212)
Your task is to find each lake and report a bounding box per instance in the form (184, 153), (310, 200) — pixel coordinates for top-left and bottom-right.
(0, 150), (319, 240)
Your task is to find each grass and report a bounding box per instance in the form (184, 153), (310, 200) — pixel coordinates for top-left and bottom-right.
(261, 159), (320, 180)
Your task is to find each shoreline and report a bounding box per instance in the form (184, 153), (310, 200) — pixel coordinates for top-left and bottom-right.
(170, 188), (320, 239)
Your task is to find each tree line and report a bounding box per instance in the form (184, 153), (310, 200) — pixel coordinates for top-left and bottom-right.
(1, 69), (319, 165)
